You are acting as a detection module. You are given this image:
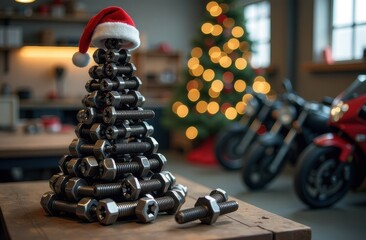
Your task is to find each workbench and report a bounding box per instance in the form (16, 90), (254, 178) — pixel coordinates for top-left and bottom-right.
(0, 176), (311, 240)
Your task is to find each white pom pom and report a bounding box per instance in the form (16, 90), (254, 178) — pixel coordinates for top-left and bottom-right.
(72, 52), (90, 68)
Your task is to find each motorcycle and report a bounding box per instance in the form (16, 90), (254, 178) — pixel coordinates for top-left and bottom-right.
(214, 80), (295, 171)
(214, 88), (279, 170)
(242, 81), (331, 190)
(294, 74), (366, 208)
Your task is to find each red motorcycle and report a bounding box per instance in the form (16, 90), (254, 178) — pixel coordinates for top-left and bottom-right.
(294, 75), (366, 208)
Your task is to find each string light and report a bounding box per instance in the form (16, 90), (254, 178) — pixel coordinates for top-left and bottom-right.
(235, 101), (246, 114)
(207, 101), (220, 114)
(225, 107), (238, 120)
(235, 58), (247, 70)
(234, 79), (246, 92)
(176, 104), (189, 118)
(188, 89), (200, 102)
(191, 47), (203, 58)
(219, 55), (232, 68)
(201, 22), (214, 34)
(232, 26), (244, 38)
(186, 126), (199, 140)
(172, 101), (183, 114)
(187, 57), (200, 70)
(202, 69), (215, 81)
(196, 100), (208, 113)
(211, 24), (223, 36)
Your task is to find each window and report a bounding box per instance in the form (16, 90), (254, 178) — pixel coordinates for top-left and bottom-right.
(243, 1), (271, 68)
(331, 0), (366, 61)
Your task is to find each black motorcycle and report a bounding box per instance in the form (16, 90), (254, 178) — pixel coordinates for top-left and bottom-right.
(214, 88), (279, 170)
(242, 83), (331, 190)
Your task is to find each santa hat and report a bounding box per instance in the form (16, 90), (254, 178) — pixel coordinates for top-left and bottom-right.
(72, 6), (140, 67)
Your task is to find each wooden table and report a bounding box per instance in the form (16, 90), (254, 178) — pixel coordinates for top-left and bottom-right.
(0, 176), (311, 240)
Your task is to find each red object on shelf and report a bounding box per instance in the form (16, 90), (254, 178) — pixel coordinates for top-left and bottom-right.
(187, 137), (218, 165)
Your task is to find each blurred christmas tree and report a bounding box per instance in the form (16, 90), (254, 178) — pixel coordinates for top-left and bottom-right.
(163, 0), (270, 147)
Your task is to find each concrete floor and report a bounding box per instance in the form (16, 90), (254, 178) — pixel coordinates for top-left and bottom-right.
(164, 150), (366, 240)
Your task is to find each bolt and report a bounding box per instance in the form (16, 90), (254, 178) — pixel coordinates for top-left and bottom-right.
(100, 76), (141, 92)
(154, 190), (186, 215)
(100, 154), (166, 180)
(104, 62), (136, 78)
(96, 196), (158, 225)
(80, 156), (99, 178)
(85, 79), (101, 92)
(175, 196), (239, 225)
(88, 65), (105, 79)
(92, 48), (107, 64)
(103, 106), (155, 125)
(49, 173), (63, 192)
(66, 157), (83, 177)
(105, 121), (153, 140)
(58, 155), (73, 174)
(75, 123), (106, 141)
(82, 91), (106, 109)
(69, 138), (158, 160)
(77, 107), (103, 125)
(105, 90), (145, 108)
(54, 175), (71, 195)
(121, 172), (175, 200)
(105, 49), (131, 63)
(40, 191), (98, 222)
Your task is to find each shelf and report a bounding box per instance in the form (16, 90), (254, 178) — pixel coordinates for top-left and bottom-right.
(302, 61), (366, 73)
(0, 13), (91, 23)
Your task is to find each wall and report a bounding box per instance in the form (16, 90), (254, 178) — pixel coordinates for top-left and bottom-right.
(0, 0), (204, 99)
(269, 0), (360, 101)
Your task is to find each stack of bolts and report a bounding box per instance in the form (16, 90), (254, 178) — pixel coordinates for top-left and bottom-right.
(40, 38), (187, 225)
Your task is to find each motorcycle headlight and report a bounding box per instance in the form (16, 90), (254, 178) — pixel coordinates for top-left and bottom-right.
(278, 105), (296, 126)
(245, 97), (259, 117)
(330, 101), (349, 122)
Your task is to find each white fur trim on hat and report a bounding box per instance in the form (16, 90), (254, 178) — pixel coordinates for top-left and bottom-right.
(91, 22), (140, 50)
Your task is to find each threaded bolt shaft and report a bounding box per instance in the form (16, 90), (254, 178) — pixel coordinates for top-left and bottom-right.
(175, 200), (239, 224)
(117, 201), (138, 217)
(140, 179), (162, 194)
(155, 196), (175, 212)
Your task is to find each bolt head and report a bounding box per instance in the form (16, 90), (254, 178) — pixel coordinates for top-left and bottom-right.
(49, 173), (62, 192)
(162, 171), (176, 188)
(103, 106), (116, 124)
(171, 184), (188, 198)
(97, 199), (119, 225)
(76, 198), (98, 222)
(93, 140), (110, 160)
(105, 91), (121, 106)
(65, 177), (87, 201)
(210, 188), (228, 202)
(83, 107), (97, 125)
(40, 191), (58, 216)
(133, 156), (150, 177)
(80, 157), (99, 178)
(144, 137), (159, 156)
(100, 78), (113, 91)
(195, 196), (220, 225)
(165, 190), (185, 214)
(100, 158), (117, 181)
(135, 196), (159, 223)
(121, 175), (141, 200)
(105, 125), (119, 140)
(69, 138), (86, 157)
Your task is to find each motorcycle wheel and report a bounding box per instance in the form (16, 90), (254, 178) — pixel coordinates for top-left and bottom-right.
(215, 127), (248, 171)
(241, 142), (285, 190)
(294, 144), (353, 209)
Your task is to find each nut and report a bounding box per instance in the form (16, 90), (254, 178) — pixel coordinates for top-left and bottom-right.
(80, 157), (99, 178)
(165, 190), (185, 214)
(100, 158), (117, 180)
(76, 197), (98, 222)
(65, 177), (88, 201)
(195, 196), (220, 224)
(133, 156), (150, 177)
(210, 188), (228, 202)
(40, 191), (58, 216)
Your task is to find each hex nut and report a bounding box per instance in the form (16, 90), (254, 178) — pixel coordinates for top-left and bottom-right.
(133, 156), (150, 177)
(90, 123), (106, 141)
(121, 175), (141, 200)
(58, 155), (73, 174)
(195, 196), (220, 225)
(49, 173), (62, 192)
(40, 191), (58, 216)
(171, 184), (188, 198)
(135, 196), (159, 223)
(65, 177), (88, 201)
(76, 197), (98, 222)
(210, 188), (228, 202)
(100, 158), (117, 181)
(105, 125), (119, 139)
(93, 140), (110, 160)
(97, 198), (119, 225)
(66, 158), (82, 177)
(69, 138), (88, 157)
(150, 153), (166, 173)
(165, 190), (185, 214)
(80, 157), (99, 178)
(143, 137), (159, 156)
(151, 172), (170, 195)
(54, 175), (71, 195)
(162, 171), (176, 188)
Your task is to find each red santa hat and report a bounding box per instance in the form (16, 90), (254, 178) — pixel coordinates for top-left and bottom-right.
(72, 6), (140, 67)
